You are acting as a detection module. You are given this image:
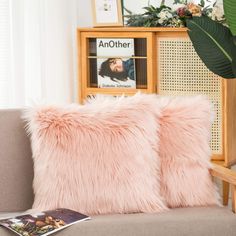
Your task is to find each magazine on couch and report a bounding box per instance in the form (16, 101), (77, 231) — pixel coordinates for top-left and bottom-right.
(0, 208), (90, 236)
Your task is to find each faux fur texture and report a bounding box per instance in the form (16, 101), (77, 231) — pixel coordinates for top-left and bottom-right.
(23, 94), (167, 215)
(157, 95), (220, 208)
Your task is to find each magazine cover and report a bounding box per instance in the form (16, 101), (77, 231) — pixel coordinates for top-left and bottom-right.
(97, 38), (136, 88)
(0, 208), (90, 236)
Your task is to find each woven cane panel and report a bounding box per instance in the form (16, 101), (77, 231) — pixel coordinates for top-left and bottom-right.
(158, 38), (222, 154)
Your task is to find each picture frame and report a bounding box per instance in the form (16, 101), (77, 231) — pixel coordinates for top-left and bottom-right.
(92, 0), (123, 27)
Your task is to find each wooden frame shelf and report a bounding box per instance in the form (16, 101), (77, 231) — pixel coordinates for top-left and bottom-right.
(78, 30), (156, 102)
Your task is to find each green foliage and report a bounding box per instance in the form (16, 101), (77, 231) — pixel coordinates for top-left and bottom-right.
(124, 5), (174, 27)
(160, 0), (166, 6)
(173, 0), (187, 4)
(187, 16), (236, 78)
(199, 0), (205, 7)
(124, 4), (186, 27)
(124, 13), (151, 27)
(223, 0), (236, 37)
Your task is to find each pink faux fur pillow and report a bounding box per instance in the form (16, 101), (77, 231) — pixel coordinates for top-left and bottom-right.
(24, 94), (167, 215)
(157, 95), (220, 208)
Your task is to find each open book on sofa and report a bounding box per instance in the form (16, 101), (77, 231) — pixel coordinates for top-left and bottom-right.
(0, 208), (90, 236)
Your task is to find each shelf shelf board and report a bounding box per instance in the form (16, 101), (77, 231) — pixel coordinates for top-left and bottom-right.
(88, 56), (147, 59)
(86, 87), (148, 94)
(78, 27), (188, 32)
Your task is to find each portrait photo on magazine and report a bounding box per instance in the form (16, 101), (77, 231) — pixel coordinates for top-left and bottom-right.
(98, 57), (136, 88)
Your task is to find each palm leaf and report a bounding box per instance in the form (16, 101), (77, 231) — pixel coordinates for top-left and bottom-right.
(223, 0), (236, 36)
(186, 16), (236, 78)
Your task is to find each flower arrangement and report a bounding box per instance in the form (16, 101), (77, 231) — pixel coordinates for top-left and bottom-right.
(124, 0), (226, 27)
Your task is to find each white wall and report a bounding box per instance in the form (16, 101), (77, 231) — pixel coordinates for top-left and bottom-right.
(77, 0), (93, 27)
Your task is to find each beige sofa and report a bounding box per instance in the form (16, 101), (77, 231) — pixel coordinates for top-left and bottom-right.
(1, 109), (236, 236)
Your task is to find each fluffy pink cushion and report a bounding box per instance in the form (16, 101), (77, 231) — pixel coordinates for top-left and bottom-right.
(157, 95), (220, 208)
(24, 94), (167, 215)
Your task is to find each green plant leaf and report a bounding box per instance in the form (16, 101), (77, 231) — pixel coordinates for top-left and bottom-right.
(232, 50), (236, 77)
(232, 60), (236, 77)
(187, 16), (236, 78)
(160, 0), (165, 6)
(223, 0), (236, 36)
(200, 0), (205, 7)
(233, 36), (236, 45)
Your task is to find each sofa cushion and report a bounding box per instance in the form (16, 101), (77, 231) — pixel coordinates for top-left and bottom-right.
(24, 94), (167, 215)
(157, 95), (220, 208)
(1, 207), (236, 236)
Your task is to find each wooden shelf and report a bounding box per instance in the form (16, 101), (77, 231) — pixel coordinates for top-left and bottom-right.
(88, 56), (147, 59)
(83, 89), (151, 99)
(78, 27), (188, 32)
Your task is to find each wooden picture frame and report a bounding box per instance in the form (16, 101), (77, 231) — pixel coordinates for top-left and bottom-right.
(92, 0), (123, 27)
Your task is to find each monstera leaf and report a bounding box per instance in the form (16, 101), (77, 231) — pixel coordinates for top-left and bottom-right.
(186, 16), (236, 78)
(224, 0), (236, 40)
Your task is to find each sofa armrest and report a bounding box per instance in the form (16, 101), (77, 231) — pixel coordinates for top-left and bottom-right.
(0, 109), (34, 212)
(210, 163), (236, 213)
(210, 163), (236, 185)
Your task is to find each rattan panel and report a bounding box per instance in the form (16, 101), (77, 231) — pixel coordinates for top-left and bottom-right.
(157, 38), (223, 154)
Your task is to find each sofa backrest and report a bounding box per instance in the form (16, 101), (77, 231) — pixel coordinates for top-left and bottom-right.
(0, 109), (34, 212)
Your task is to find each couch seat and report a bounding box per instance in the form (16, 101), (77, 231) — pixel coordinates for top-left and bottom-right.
(0, 207), (236, 236)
